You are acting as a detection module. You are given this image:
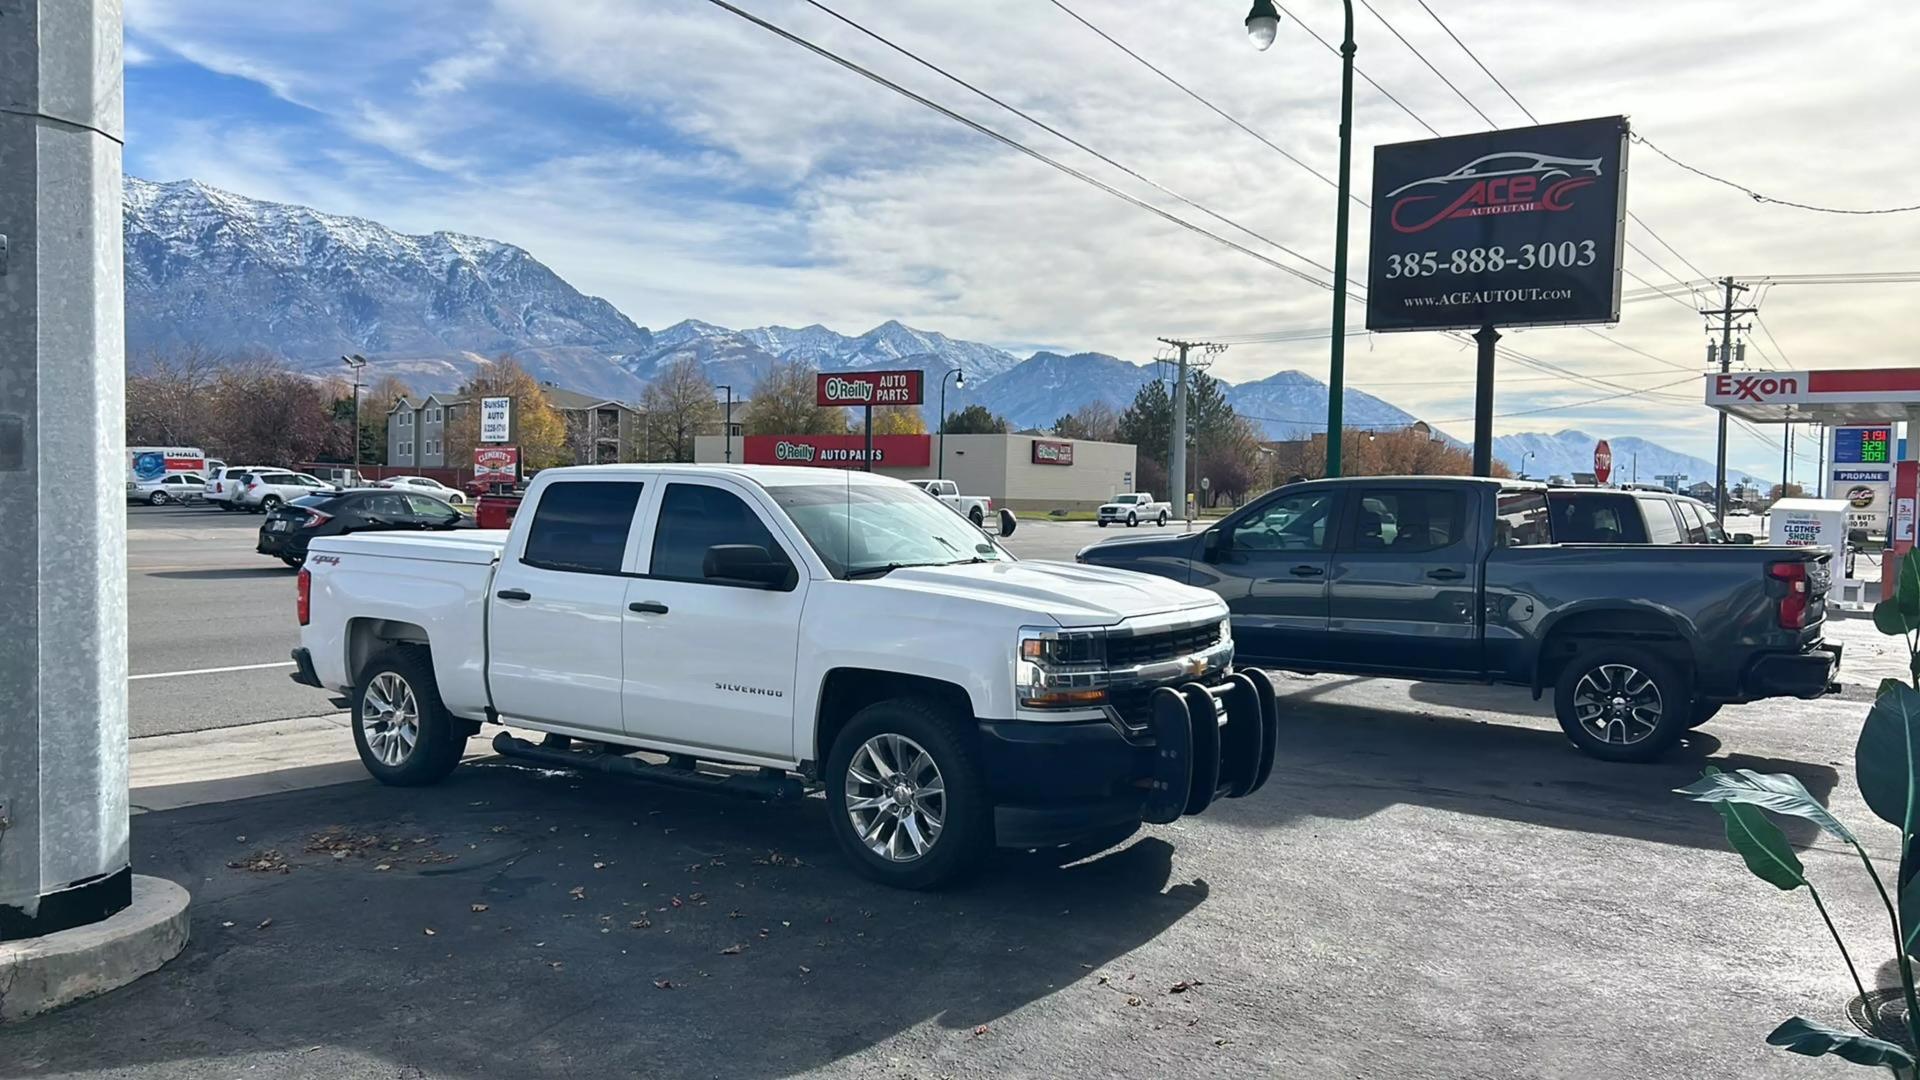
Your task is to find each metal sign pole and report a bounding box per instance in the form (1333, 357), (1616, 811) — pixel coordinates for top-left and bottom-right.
(864, 405), (873, 472)
(1472, 326), (1500, 476)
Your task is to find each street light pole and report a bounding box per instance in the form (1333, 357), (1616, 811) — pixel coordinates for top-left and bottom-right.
(342, 354), (367, 474)
(1247, 0), (1354, 477)
(938, 367), (966, 479)
(717, 384), (733, 462)
(1521, 450), (1534, 480)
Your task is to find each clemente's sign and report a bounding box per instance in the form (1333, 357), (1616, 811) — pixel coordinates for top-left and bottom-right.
(816, 370), (924, 407)
(745, 434), (931, 468)
(1366, 116), (1629, 332)
(474, 446), (518, 482)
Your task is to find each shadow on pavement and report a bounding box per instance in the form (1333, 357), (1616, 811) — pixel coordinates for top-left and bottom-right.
(145, 566), (293, 580)
(1226, 695), (1840, 851)
(8, 763), (1208, 1079)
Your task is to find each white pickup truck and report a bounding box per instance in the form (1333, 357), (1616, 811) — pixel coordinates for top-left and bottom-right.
(1097, 492), (1173, 528)
(908, 478), (994, 528)
(291, 464), (1275, 888)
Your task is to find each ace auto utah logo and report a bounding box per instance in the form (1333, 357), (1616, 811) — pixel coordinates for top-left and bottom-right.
(1387, 151), (1603, 234)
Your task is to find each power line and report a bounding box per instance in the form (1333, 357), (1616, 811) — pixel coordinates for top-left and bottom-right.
(1754, 314), (1794, 368)
(1041, 0), (1351, 200)
(796, 0), (1340, 279)
(1354, 0), (1498, 127)
(1633, 132), (1920, 215)
(694, 0), (1340, 293)
(1410, 0), (1534, 123)
(1273, 3), (1439, 137)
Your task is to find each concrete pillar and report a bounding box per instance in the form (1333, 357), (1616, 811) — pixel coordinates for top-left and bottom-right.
(0, 0), (132, 939)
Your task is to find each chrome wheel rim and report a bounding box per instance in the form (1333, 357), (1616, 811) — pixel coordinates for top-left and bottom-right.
(1572, 663), (1663, 745)
(361, 671), (420, 767)
(845, 734), (945, 862)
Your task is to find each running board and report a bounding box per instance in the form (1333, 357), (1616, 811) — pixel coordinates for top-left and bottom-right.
(490, 733), (804, 803)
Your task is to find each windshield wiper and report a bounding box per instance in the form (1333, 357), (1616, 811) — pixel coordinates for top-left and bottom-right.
(845, 557), (996, 579)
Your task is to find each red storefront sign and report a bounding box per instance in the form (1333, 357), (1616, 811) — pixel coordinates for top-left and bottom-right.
(816, 370), (925, 407)
(744, 434), (931, 468)
(474, 446), (520, 482)
(1031, 440), (1074, 466)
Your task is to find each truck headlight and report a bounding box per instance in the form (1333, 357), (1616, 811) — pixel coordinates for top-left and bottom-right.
(1015, 626), (1107, 709)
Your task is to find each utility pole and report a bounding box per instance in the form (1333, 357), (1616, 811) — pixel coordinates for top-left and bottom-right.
(1781, 413), (1793, 496)
(1156, 338), (1225, 521)
(1703, 276), (1757, 525)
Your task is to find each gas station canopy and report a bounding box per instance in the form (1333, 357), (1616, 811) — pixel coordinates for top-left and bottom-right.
(1706, 368), (1920, 424)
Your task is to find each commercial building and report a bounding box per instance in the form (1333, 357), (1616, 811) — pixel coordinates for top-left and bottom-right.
(387, 387), (646, 469)
(692, 432), (1137, 511)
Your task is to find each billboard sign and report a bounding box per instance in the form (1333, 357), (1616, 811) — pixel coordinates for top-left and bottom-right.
(816, 370), (924, 407)
(1366, 116), (1629, 332)
(1031, 440), (1075, 466)
(474, 446), (519, 483)
(480, 397), (512, 443)
(744, 434), (931, 468)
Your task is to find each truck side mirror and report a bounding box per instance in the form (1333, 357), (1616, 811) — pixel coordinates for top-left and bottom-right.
(998, 508), (1017, 537)
(703, 544), (790, 588)
(1733, 532), (1755, 545)
(1202, 528), (1223, 561)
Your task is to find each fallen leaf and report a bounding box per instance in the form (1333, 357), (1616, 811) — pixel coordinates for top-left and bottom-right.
(256, 918), (273, 930)
(670, 896), (684, 908)
(549, 961), (564, 970)
(568, 886), (586, 901)
(1170, 980), (1195, 994)
(1126, 996), (1142, 1007)
(471, 904), (489, 913)
(374, 863), (392, 872)
(972, 1025), (990, 1037)
(221, 920), (235, 928)
(1214, 1038), (1229, 1047)
(424, 928), (437, 936)
(689, 892), (705, 902)
(631, 918), (652, 929)
(727, 909), (745, 920)
(593, 862), (607, 870)
(332, 851), (348, 861)
(798, 965), (811, 974)
(719, 944), (745, 955)
(653, 978), (673, 990)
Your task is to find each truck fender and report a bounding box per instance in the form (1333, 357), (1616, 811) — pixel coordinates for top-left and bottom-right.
(1529, 600), (1699, 695)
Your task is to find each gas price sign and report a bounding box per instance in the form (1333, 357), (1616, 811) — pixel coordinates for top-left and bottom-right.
(1836, 426), (1892, 465)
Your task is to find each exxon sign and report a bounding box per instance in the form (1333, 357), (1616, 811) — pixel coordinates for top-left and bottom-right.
(1707, 373), (1803, 405)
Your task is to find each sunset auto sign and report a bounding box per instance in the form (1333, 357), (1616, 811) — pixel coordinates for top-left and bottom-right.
(1366, 116), (1629, 332)
(815, 370), (924, 407)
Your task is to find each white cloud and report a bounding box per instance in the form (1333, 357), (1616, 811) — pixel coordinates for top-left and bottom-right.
(124, 0), (1920, 474)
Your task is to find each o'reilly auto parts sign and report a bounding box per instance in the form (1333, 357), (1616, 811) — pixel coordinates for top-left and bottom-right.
(816, 370), (924, 407)
(1366, 116), (1629, 332)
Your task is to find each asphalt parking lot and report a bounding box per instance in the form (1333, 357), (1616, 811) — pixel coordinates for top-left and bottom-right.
(79, 500), (1901, 1077)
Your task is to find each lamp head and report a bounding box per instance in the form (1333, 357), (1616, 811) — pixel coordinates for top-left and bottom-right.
(1246, 0), (1280, 51)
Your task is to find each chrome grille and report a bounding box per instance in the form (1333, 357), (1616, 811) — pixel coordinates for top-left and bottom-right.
(1106, 620), (1225, 668)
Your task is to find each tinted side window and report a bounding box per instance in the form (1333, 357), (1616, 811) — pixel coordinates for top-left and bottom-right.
(1344, 490), (1465, 553)
(1642, 498), (1684, 544)
(650, 483), (790, 583)
(405, 494), (458, 521)
(523, 481), (644, 574)
(1495, 491), (1552, 547)
(361, 493), (412, 519)
(1232, 491), (1336, 552)
(1676, 501), (1710, 543)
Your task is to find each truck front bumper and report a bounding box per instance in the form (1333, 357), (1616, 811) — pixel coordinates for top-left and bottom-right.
(1740, 642), (1842, 700)
(977, 670), (1279, 848)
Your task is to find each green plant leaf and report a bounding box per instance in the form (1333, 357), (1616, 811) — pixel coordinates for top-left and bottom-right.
(1899, 548), (1920, 620)
(1767, 1016), (1915, 1068)
(1885, 678), (1911, 701)
(1876, 598), (1919, 638)
(1707, 800), (1807, 891)
(1858, 683), (1920, 830)
(1676, 767), (1857, 846)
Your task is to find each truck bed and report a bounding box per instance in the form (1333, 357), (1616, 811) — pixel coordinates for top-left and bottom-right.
(308, 530), (508, 565)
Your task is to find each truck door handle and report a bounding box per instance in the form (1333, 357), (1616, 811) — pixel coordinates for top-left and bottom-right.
(496, 588), (532, 601)
(1427, 568), (1466, 581)
(628, 600), (669, 615)
(1288, 564), (1324, 577)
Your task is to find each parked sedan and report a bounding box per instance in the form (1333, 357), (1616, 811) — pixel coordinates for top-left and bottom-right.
(377, 474), (469, 505)
(126, 472), (206, 506)
(257, 489), (462, 568)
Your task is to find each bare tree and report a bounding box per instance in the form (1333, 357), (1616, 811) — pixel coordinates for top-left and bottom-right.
(125, 345), (221, 446)
(742, 359), (850, 436)
(641, 358), (721, 462)
(1051, 399), (1119, 442)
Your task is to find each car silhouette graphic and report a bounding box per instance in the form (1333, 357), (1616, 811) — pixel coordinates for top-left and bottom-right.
(1385, 151), (1603, 199)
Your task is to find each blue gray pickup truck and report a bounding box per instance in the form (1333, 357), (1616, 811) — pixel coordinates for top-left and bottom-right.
(1077, 476), (1840, 762)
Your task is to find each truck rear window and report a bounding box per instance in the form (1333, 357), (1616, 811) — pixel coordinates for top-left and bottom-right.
(1547, 493), (1649, 543)
(1495, 491), (1552, 547)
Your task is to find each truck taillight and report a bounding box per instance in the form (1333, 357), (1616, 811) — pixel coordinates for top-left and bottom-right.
(297, 567), (311, 626)
(1769, 561), (1809, 629)
(985, 498), (994, 511)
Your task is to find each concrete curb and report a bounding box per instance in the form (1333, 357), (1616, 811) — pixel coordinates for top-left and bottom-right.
(0, 875), (191, 1023)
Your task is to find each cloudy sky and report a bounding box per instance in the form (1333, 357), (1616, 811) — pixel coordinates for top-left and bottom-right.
(124, 0), (1920, 476)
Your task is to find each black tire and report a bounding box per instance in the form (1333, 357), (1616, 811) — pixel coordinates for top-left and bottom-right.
(825, 698), (992, 890)
(260, 495), (283, 513)
(1687, 701), (1723, 729)
(969, 507), (985, 528)
(1127, 512), (1138, 527)
(280, 554), (305, 569)
(1552, 644), (1689, 763)
(351, 646), (467, 786)
(1097, 520), (1108, 528)
(1156, 511), (1168, 526)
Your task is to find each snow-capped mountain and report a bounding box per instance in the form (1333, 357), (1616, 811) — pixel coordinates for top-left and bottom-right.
(1224, 371), (1423, 440)
(123, 177), (654, 398)
(1493, 430), (1771, 487)
(966, 351), (1158, 429)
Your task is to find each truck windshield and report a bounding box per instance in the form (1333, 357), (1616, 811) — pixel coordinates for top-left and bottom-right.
(770, 483), (1010, 579)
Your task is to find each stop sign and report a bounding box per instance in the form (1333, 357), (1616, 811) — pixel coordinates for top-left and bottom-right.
(1594, 440), (1613, 485)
